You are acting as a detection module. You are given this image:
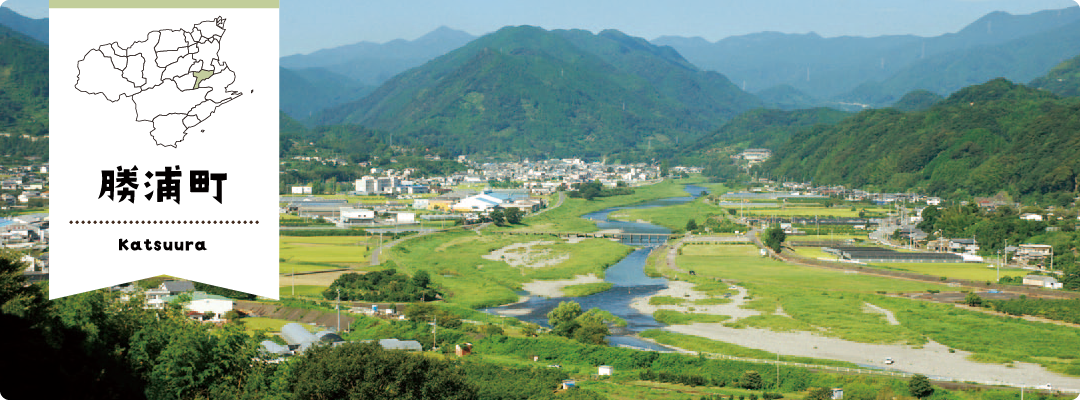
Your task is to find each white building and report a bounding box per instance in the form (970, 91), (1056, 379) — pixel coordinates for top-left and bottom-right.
(291, 186), (312, 195)
(1020, 213), (1044, 221)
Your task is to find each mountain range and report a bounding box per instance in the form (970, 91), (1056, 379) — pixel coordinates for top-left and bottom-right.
(0, 7), (47, 44)
(655, 7), (1080, 106)
(280, 26), (476, 86)
(310, 26), (761, 159)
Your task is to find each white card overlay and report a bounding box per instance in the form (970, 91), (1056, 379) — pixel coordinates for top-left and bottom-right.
(49, 8), (279, 299)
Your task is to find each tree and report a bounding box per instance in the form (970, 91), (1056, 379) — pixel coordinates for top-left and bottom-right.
(490, 209), (506, 226)
(806, 387), (832, 400)
(963, 292), (984, 307)
(547, 301), (583, 328)
(686, 218), (698, 232)
(908, 374), (934, 398)
(504, 207), (523, 225)
(572, 320), (609, 345)
(740, 370), (763, 390)
(412, 270), (431, 289)
(763, 225), (786, 253)
(289, 342), (477, 400)
(661, 160), (670, 177)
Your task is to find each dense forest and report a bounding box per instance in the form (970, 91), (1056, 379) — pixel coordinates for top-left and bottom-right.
(0, 24), (48, 138)
(314, 26), (761, 159)
(761, 78), (1080, 204)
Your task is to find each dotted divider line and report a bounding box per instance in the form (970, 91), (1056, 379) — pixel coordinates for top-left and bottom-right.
(69, 220), (259, 225)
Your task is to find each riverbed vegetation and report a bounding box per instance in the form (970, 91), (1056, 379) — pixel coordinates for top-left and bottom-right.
(610, 192), (734, 233)
(673, 244), (1080, 376)
(382, 230), (631, 308)
(495, 177), (701, 232)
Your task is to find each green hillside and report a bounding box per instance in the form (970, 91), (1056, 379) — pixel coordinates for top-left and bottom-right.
(891, 90), (944, 112)
(1029, 53), (1080, 97)
(316, 25), (761, 159)
(763, 78), (1079, 204)
(0, 24), (47, 137)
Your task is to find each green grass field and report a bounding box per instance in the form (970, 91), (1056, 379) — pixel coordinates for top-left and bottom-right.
(610, 195), (729, 232)
(239, 317), (319, 333)
(496, 178), (699, 232)
(278, 285), (329, 298)
(279, 236), (374, 274)
(675, 244), (1080, 375)
(866, 262), (1029, 282)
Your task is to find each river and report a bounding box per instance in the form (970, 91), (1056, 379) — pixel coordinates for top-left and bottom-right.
(485, 184), (707, 351)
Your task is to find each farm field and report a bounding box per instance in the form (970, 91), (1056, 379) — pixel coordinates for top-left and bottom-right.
(278, 285), (329, 298)
(724, 206), (892, 218)
(239, 317), (319, 334)
(279, 236), (373, 273)
(786, 234), (865, 242)
(867, 262), (1029, 282)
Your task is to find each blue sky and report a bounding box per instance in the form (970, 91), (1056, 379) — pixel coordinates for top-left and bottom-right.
(3, 0), (1077, 57)
(279, 0), (1078, 56)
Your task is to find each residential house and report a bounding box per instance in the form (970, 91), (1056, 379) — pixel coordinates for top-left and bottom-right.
(1020, 213), (1044, 221)
(1016, 244), (1053, 264)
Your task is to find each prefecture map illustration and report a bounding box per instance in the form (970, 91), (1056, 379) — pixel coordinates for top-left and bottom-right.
(74, 17), (242, 147)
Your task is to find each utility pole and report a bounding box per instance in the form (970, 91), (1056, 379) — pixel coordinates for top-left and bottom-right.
(336, 287), (341, 332)
(433, 315), (438, 351)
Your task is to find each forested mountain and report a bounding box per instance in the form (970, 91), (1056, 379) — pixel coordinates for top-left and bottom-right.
(842, 18), (1080, 106)
(762, 78), (1080, 204)
(0, 7), (47, 44)
(891, 90), (944, 112)
(314, 26), (762, 159)
(280, 26), (476, 86)
(0, 23), (48, 138)
(654, 7), (1080, 103)
(279, 67), (374, 123)
(1029, 53), (1080, 97)
(690, 107), (851, 156)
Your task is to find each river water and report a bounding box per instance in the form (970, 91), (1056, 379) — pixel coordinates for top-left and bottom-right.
(485, 184), (708, 351)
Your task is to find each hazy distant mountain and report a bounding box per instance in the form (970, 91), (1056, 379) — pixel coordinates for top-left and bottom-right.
(654, 7), (1080, 102)
(280, 26), (475, 86)
(755, 84), (823, 110)
(315, 26), (761, 159)
(280, 67), (374, 123)
(0, 7), (47, 44)
(842, 18), (1080, 106)
(0, 23), (48, 137)
(1028, 52), (1080, 97)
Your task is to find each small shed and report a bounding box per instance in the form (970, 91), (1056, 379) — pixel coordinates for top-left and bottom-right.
(598, 365), (613, 376)
(560, 380), (576, 390)
(455, 343), (473, 357)
(831, 388), (843, 399)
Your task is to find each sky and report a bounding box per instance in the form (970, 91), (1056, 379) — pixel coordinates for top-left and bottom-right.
(278, 0), (1079, 56)
(2, 0), (1078, 57)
